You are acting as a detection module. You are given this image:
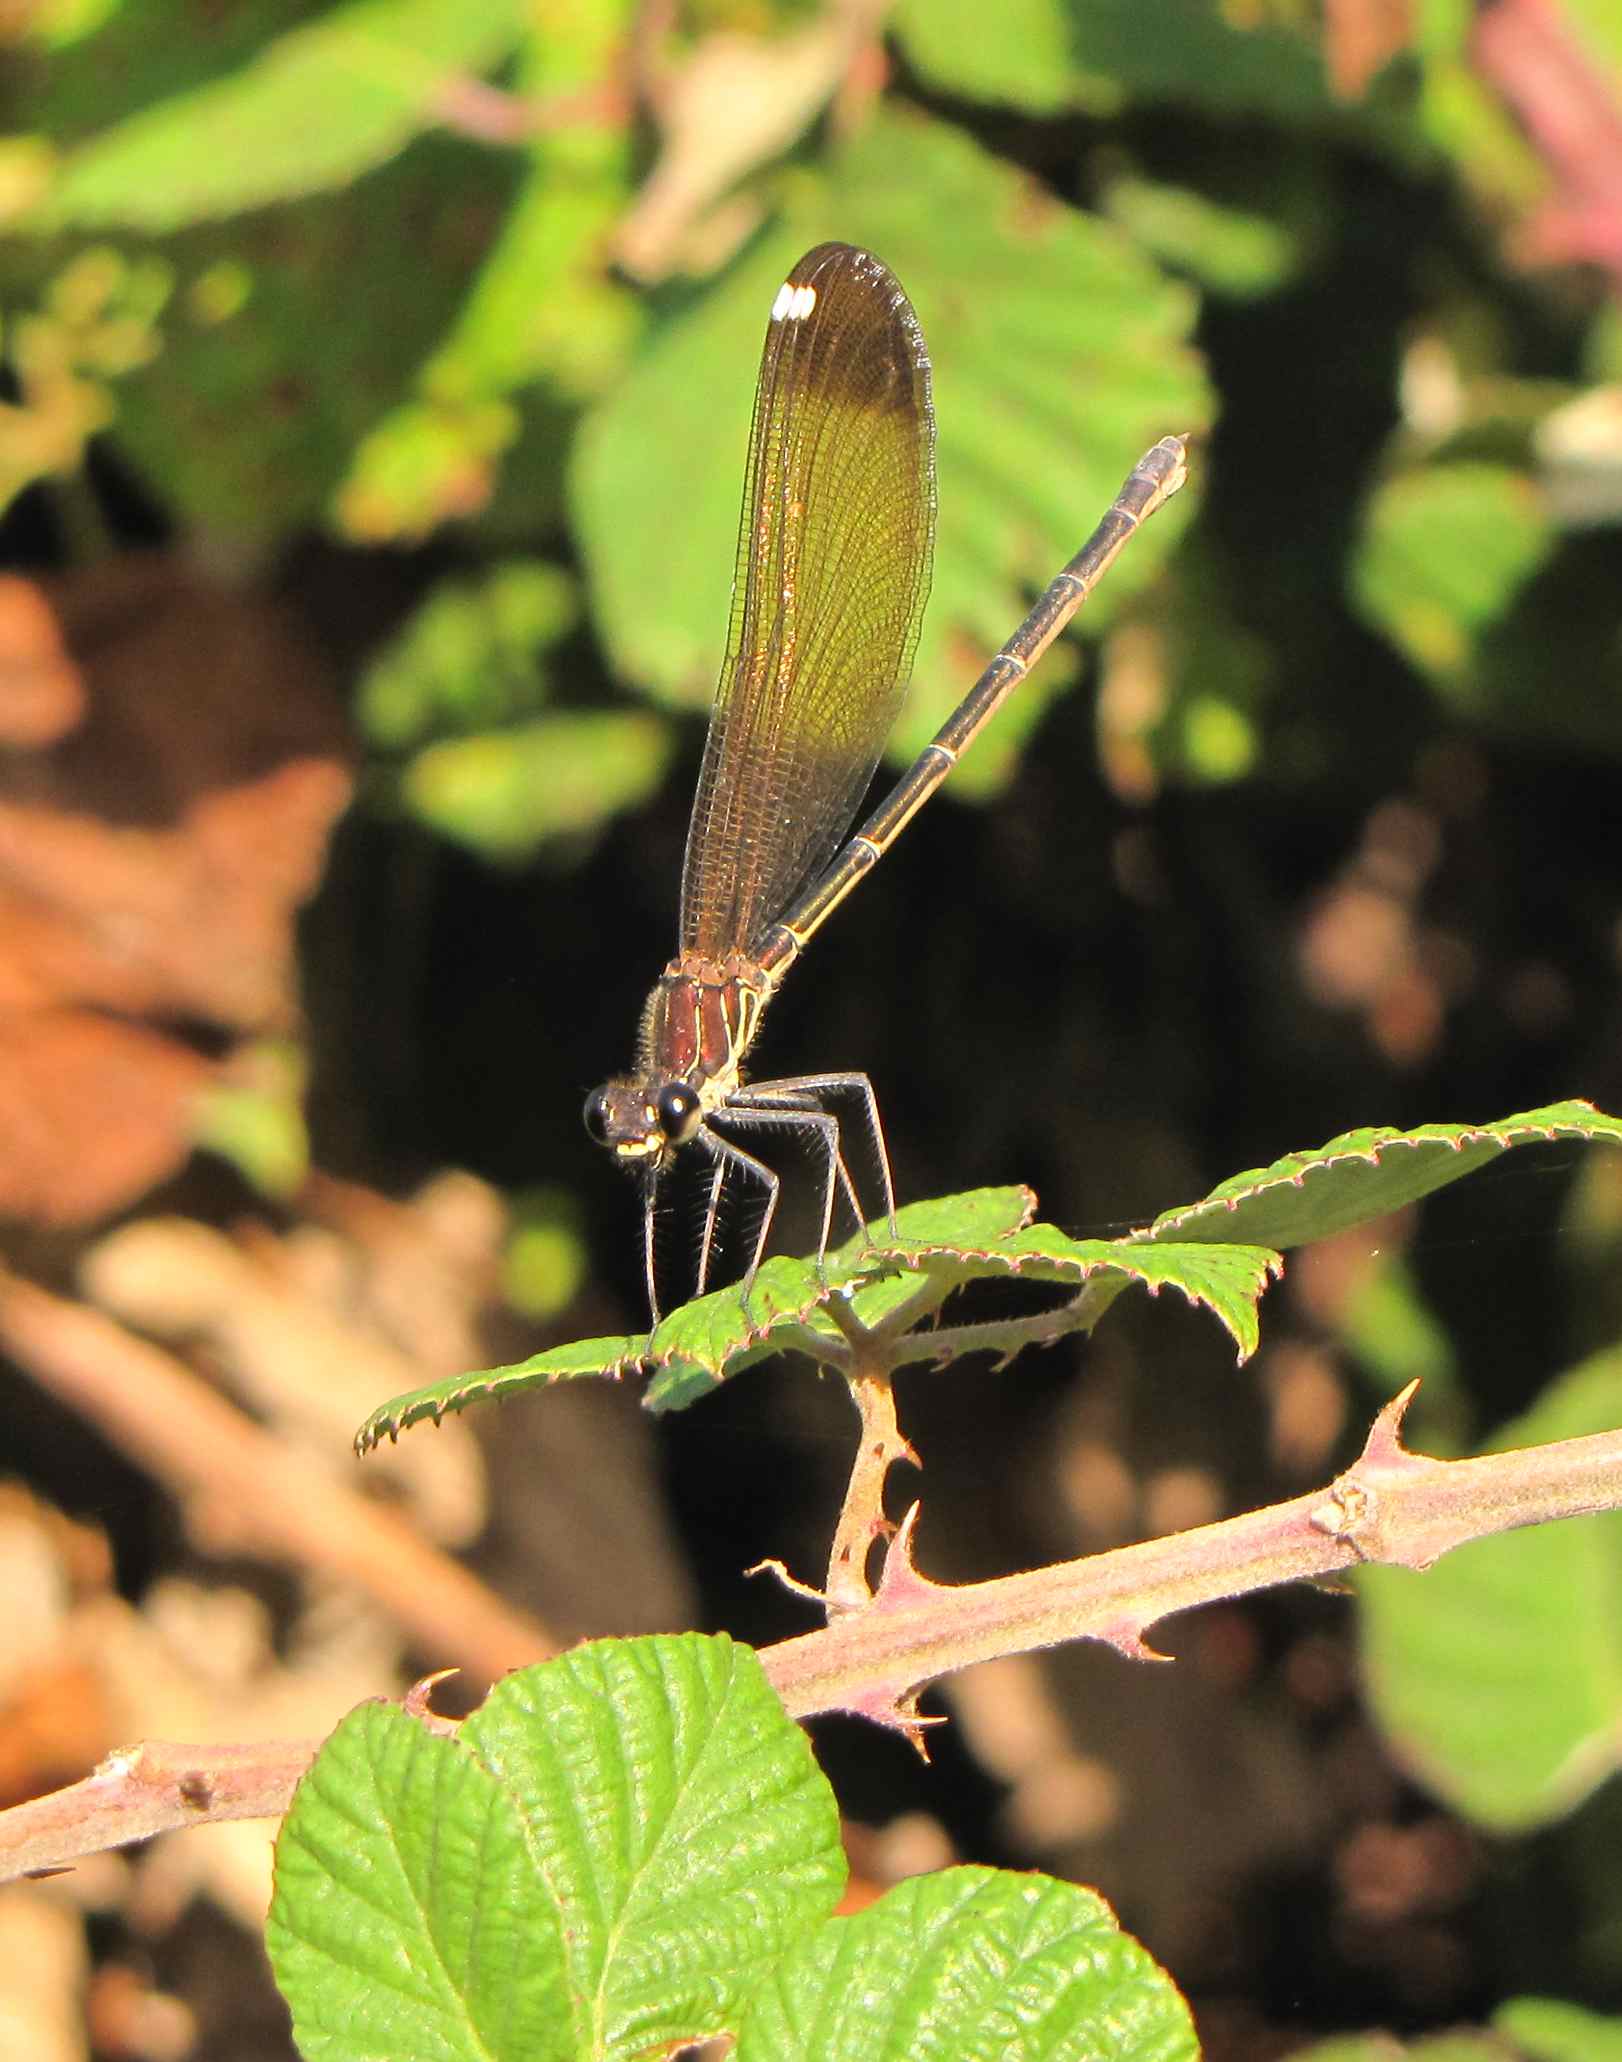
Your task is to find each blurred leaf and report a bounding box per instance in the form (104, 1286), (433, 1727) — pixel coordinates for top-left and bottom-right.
(1495, 1996), (1622, 2060)
(1338, 1251), (1464, 1442)
(1350, 460), (1555, 687)
(335, 394), (521, 542)
(894, 0), (1332, 117)
(36, 0), (529, 230)
(191, 1044), (311, 1199)
(401, 708), (673, 863)
(736, 1866), (1197, 2061)
(891, 0), (1103, 114)
(1358, 1347), (1622, 1830)
(1286, 2037), (1502, 2061)
(1176, 692), (1258, 782)
(358, 561), (577, 749)
(1104, 177), (1302, 298)
(1144, 1103), (1622, 1253)
(25, 0), (129, 50)
(81, 132), (522, 538)
(572, 108), (1207, 796)
(502, 1188), (588, 1321)
(335, 1), (641, 540)
(0, 139), (60, 226)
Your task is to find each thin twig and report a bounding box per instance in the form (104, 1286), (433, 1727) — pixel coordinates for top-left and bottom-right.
(7, 1385), (1620, 1878)
(822, 1301), (919, 1610)
(760, 1384), (1622, 1730)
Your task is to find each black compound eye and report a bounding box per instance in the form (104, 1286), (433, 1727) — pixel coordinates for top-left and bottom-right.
(657, 1082), (703, 1144)
(582, 1090), (614, 1144)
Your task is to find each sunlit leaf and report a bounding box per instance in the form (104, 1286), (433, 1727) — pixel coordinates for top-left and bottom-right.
(737, 1865), (1197, 2061)
(268, 1636), (845, 2061)
(1143, 1102), (1622, 1252)
(465, 1637), (845, 2059)
(267, 1699), (573, 2062)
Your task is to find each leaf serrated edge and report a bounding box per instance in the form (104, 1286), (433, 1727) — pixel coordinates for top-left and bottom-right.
(356, 1340), (646, 1452)
(1144, 1101), (1622, 1240)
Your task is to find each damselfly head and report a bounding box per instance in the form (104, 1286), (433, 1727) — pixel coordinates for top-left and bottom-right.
(584, 1074), (704, 1175)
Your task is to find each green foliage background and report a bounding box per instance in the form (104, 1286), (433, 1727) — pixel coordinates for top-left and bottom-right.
(6, 0), (1622, 2051)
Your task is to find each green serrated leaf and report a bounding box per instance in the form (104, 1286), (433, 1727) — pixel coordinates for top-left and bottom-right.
(737, 1864), (1197, 2061)
(359, 1181), (1274, 1441)
(1495, 1995), (1622, 2061)
(1358, 1346), (1622, 1831)
(1144, 1101), (1622, 1252)
(572, 108), (1206, 791)
(464, 1636), (845, 2061)
(641, 1188), (1040, 1411)
(355, 1332), (647, 1453)
(1351, 460), (1555, 689)
(872, 1227), (1279, 1362)
(38, 0), (528, 229)
(267, 1699), (573, 2062)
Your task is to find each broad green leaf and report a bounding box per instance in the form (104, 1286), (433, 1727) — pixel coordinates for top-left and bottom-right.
(464, 1636), (845, 2061)
(1495, 1996), (1622, 2060)
(267, 1699), (573, 2062)
(37, 0), (528, 229)
(736, 1864), (1197, 2061)
(572, 108), (1206, 794)
(1358, 1347), (1622, 1830)
(1350, 461), (1555, 689)
(1144, 1102), (1622, 1252)
(894, 0), (1331, 119)
(832, 1185), (1038, 1256)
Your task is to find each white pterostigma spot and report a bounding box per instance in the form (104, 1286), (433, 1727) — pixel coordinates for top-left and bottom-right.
(771, 281), (818, 322)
